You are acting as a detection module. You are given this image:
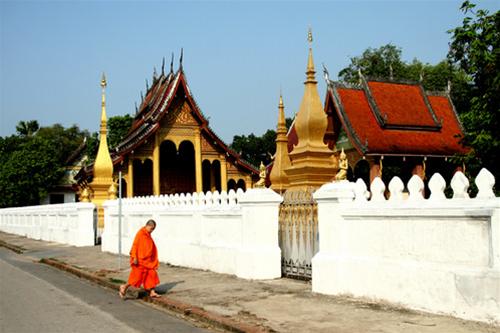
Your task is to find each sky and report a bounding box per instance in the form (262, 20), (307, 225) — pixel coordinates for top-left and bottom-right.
(1, 0), (499, 144)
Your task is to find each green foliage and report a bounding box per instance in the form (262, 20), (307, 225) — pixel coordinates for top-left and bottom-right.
(15, 120), (39, 137)
(448, 1), (500, 188)
(0, 121), (92, 208)
(230, 117), (293, 167)
(108, 114), (133, 150)
(36, 124), (90, 164)
(0, 136), (64, 207)
(339, 44), (406, 82)
(338, 44), (471, 113)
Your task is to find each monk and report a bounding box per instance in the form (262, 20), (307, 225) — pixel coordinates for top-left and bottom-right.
(119, 219), (161, 298)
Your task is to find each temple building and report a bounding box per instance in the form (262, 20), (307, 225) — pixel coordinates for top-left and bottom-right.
(77, 55), (258, 204)
(270, 33), (468, 193)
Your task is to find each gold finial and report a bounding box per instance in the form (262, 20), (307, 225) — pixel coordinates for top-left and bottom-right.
(101, 72), (107, 88)
(305, 28), (316, 83)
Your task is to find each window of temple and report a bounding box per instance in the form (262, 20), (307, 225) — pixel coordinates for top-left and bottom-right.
(160, 140), (196, 195)
(211, 160), (222, 192)
(119, 178), (127, 198)
(227, 179), (237, 192)
(202, 159), (221, 193)
(354, 160), (370, 188)
(133, 159), (153, 197)
(202, 160), (211, 192)
(236, 179), (246, 191)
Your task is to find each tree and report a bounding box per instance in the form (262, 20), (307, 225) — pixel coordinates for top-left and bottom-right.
(0, 136), (64, 207)
(0, 122), (94, 207)
(36, 124), (90, 165)
(15, 120), (39, 137)
(448, 1), (500, 188)
(230, 117), (293, 167)
(338, 44), (471, 114)
(338, 44), (406, 82)
(108, 114), (133, 150)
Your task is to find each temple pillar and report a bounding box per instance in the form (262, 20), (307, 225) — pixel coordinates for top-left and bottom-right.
(220, 157), (228, 192)
(194, 128), (202, 192)
(246, 175), (252, 189)
(153, 133), (160, 196)
(127, 157), (134, 197)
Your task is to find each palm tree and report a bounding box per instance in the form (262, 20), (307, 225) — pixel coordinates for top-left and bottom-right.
(16, 120), (39, 137)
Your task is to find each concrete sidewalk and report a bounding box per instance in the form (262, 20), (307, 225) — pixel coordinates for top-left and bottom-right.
(1, 232), (498, 333)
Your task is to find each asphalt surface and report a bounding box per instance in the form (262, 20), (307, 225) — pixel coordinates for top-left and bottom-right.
(0, 248), (210, 333)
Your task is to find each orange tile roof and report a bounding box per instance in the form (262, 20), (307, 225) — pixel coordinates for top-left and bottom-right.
(326, 80), (468, 156)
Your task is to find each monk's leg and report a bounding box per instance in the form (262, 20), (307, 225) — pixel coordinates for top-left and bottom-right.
(122, 266), (146, 298)
(119, 283), (129, 298)
(143, 269), (160, 297)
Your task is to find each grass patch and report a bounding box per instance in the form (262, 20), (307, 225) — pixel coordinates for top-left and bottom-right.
(109, 277), (126, 284)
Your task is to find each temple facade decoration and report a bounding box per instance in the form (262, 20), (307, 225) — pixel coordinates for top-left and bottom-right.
(77, 57), (258, 203)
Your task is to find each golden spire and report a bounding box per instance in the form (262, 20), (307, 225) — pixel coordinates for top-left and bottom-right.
(93, 72), (113, 181)
(270, 93), (291, 193)
(292, 28), (329, 153)
(284, 28), (337, 189)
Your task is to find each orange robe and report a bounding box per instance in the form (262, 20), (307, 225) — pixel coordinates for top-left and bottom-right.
(128, 227), (160, 290)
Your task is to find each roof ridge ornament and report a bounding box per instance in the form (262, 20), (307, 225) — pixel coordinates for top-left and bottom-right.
(179, 48), (184, 70)
(170, 53), (174, 74)
(322, 63), (330, 83)
(161, 57), (165, 75)
(358, 68), (365, 85)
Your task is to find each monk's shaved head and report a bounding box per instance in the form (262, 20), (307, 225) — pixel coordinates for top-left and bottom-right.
(146, 219), (156, 227)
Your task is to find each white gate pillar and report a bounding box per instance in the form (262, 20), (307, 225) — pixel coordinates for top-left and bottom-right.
(237, 188), (283, 279)
(311, 180), (355, 294)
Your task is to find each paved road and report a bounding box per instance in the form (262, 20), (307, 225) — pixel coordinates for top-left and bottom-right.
(0, 248), (210, 333)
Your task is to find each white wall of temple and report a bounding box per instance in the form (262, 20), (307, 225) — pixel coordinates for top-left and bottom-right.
(312, 168), (500, 325)
(0, 202), (96, 247)
(101, 187), (283, 280)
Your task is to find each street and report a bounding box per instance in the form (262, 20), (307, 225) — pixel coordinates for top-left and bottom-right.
(0, 248), (210, 333)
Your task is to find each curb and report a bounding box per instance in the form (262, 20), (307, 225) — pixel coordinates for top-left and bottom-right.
(40, 258), (269, 333)
(0, 240), (25, 254)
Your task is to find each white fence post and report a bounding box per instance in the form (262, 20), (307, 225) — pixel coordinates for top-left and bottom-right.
(311, 180), (355, 294)
(236, 188), (283, 280)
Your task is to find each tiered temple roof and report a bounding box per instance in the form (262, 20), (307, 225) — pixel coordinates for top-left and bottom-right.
(77, 59), (257, 183)
(286, 77), (468, 158)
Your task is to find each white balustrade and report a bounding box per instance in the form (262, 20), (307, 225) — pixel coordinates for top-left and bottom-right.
(101, 187), (282, 280)
(0, 202), (96, 247)
(312, 167), (499, 325)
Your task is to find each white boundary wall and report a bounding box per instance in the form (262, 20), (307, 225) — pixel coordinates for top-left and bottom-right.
(0, 202), (96, 247)
(102, 188), (282, 280)
(312, 169), (500, 325)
